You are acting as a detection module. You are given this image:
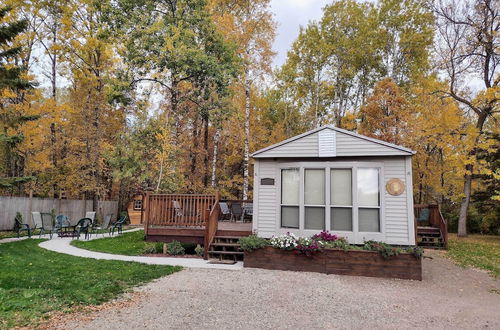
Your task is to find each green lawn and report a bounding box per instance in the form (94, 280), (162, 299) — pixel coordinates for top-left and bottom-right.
(447, 234), (500, 278)
(71, 230), (154, 256)
(0, 230), (35, 240)
(0, 239), (181, 328)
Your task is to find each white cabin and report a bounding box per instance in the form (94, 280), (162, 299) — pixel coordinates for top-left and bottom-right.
(252, 125), (416, 246)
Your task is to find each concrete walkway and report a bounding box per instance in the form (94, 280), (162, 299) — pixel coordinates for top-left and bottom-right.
(1, 228), (243, 270)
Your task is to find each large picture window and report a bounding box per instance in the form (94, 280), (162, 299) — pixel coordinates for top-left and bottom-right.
(279, 163), (382, 237)
(281, 168), (299, 228)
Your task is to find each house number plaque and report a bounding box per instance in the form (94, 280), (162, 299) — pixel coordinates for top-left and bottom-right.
(261, 178), (275, 185)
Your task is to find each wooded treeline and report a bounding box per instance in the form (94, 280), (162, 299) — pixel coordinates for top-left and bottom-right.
(0, 0), (498, 235)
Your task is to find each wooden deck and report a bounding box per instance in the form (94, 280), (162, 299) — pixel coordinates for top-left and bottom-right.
(142, 193), (252, 258)
(145, 221), (252, 244)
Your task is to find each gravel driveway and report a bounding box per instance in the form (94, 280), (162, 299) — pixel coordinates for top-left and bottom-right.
(52, 250), (499, 330)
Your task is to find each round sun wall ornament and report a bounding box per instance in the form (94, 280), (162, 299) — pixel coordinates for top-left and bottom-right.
(386, 178), (405, 196)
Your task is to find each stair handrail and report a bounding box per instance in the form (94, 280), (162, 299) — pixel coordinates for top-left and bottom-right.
(203, 192), (220, 260)
(437, 206), (448, 249)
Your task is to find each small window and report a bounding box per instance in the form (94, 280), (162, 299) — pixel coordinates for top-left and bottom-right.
(133, 199), (143, 211)
(304, 169), (325, 230)
(330, 168), (353, 231)
(358, 168), (380, 232)
(281, 169), (300, 228)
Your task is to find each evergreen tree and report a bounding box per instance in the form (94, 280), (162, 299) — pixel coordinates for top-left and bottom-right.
(0, 6), (37, 190)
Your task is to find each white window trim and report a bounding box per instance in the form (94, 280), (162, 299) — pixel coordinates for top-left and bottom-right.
(276, 161), (385, 244)
(280, 167), (300, 229)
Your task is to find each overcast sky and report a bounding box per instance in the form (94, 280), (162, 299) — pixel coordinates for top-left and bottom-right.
(269, 0), (331, 68)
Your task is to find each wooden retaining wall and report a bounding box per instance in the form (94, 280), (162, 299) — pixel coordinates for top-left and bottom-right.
(0, 197), (118, 230)
(244, 246), (422, 280)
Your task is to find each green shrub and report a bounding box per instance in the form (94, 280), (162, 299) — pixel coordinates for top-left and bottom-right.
(363, 240), (400, 259)
(195, 244), (204, 257)
(323, 237), (354, 250)
(142, 242), (163, 254)
(404, 246), (424, 258)
(167, 240), (185, 255)
(239, 235), (268, 252)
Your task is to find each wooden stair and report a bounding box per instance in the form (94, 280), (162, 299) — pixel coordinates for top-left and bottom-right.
(207, 236), (244, 264)
(417, 226), (445, 249)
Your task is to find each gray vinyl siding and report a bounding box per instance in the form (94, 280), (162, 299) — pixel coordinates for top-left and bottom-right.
(254, 129), (411, 158)
(254, 133), (318, 158)
(254, 159), (278, 237)
(379, 157), (410, 244)
(336, 132), (410, 156)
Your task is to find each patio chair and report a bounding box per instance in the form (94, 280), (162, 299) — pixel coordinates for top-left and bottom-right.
(31, 212), (43, 233)
(91, 213), (113, 237)
(172, 201), (183, 217)
(85, 211), (96, 223)
(219, 202), (231, 221)
(417, 208), (430, 225)
(230, 202), (243, 222)
(242, 203), (253, 222)
(39, 212), (55, 239)
(55, 215), (71, 236)
(13, 213), (32, 238)
(72, 218), (92, 240)
(110, 215), (127, 236)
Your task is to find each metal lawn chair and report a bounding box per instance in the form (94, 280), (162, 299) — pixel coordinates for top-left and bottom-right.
(230, 202), (243, 222)
(72, 218), (92, 240)
(31, 212), (43, 234)
(40, 212), (55, 239)
(13, 213), (32, 238)
(172, 201), (183, 217)
(110, 215), (127, 236)
(242, 203), (253, 222)
(55, 215), (71, 236)
(85, 211), (96, 223)
(219, 202), (231, 221)
(91, 213), (113, 237)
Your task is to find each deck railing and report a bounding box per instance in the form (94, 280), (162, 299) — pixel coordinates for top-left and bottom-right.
(143, 193), (218, 236)
(204, 196), (220, 259)
(414, 204), (448, 248)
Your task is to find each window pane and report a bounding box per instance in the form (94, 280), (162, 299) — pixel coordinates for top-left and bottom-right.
(281, 169), (299, 204)
(281, 206), (299, 228)
(359, 208), (380, 232)
(305, 169), (325, 205)
(305, 207), (325, 230)
(358, 168), (379, 206)
(331, 207), (352, 231)
(331, 169), (352, 205)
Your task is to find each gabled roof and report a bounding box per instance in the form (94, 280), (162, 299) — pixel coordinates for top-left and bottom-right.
(252, 125), (415, 158)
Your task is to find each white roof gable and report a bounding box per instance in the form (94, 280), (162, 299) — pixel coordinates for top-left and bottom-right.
(252, 126), (415, 158)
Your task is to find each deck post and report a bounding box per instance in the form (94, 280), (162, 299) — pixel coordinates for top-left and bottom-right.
(143, 192), (150, 236)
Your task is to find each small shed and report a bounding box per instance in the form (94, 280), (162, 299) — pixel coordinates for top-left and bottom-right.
(127, 194), (144, 225)
(251, 125), (416, 246)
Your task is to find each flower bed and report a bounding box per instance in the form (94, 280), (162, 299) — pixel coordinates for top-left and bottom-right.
(240, 232), (422, 280)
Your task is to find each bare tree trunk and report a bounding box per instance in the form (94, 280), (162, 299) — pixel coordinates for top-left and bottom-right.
(457, 164), (472, 237)
(242, 73), (250, 200)
(156, 155), (164, 192)
(211, 128), (221, 187)
(457, 114), (487, 237)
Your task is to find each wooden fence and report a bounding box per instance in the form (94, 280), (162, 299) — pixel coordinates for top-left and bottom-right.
(0, 196), (118, 230)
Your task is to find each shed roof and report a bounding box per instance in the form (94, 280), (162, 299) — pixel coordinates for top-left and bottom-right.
(252, 125), (415, 158)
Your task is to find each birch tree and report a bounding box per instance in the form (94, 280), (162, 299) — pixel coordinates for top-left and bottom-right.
(212, 0), (276, 199)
